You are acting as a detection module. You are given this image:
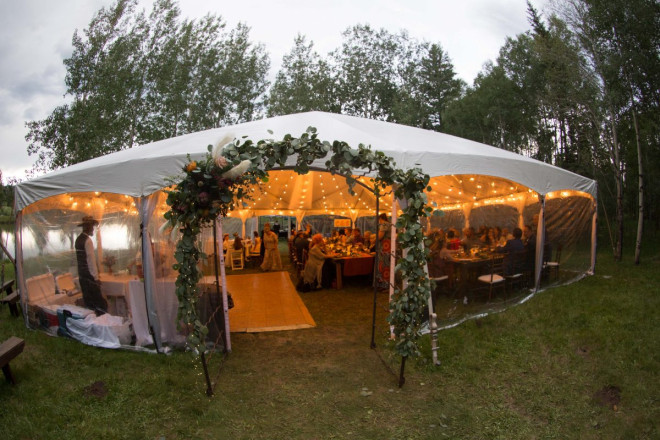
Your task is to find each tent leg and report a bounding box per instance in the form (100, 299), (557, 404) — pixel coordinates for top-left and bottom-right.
(200, 352), (213, 396)
(398, 356), (407, 388)
(370, 193), (380, 349)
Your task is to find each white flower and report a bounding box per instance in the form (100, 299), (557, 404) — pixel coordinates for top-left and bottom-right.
(221, 160), (251, 179)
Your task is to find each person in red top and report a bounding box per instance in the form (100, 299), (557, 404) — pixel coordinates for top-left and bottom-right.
(446, 229), (462, 250)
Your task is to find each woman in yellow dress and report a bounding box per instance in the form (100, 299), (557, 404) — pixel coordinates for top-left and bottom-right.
(260, 223), (282, 271)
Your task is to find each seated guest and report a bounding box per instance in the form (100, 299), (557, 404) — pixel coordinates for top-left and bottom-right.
(429, 238), (453, 278)
(249, 231), (261, 255)
(222, 234), (231, 254)
(446, 229), (462, 250)
(499, 228), (511, 246)
(496, 227), (525, 275)
(522, 224), (536, 272)
(363, 231), (372, 249)
(293, 230), (309, 261)
(346, 228), (364, 244)
(233, 235), (243, 251)
(302, 234), (334, 289)
(461, 227), (481, 251)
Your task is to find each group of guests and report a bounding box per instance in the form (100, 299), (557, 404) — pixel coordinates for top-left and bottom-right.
(221, 223), (283, 272)
(427, 223), (539, 279)
(327, 227), (377, 250)
(291, 221), (385, 291)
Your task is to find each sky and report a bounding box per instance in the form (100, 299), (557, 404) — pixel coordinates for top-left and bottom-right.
(0, 0), (548, 184)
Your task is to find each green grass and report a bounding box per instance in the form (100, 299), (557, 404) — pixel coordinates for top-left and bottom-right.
(0, 238), (658, 439)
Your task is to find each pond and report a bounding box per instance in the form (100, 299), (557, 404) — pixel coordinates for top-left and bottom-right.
(1, 223), (15, 260)
(1, 224), (15, 281)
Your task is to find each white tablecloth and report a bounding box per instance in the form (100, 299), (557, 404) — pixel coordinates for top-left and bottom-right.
(127, 278), (180, 347)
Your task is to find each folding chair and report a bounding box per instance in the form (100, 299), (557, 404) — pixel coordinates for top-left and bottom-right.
(476, 255), (505, 301)
(504, 250), (526, 293)
(230, 250), (244, 270)
(543, 244), (562, 280)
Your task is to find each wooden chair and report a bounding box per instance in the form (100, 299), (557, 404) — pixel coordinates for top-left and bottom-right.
(504, 250), (527, 293)
(476, 255), (505, 301)
(230, 250), (244, 270)
(0, 280), (20, 317)
(543, 244), (562, 280)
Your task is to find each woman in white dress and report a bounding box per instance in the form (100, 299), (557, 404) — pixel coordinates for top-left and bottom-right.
(260, 223), (282, 271)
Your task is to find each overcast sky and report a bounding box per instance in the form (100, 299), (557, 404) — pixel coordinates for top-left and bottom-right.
(0, 0), (547, 183)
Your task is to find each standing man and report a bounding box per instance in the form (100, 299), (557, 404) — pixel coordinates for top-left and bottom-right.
(75, 216), (107, 314)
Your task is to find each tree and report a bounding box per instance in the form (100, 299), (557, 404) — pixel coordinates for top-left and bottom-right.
(267, 35), (336, 116)
(394, 43), (464, 130)
(558, 0), (660, 262)
(25, 0), (270, 172)
(331, 25), (404, 120)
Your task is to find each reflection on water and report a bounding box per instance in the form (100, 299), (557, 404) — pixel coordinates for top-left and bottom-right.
(0, 224), (14, 260)
(0, 223), (131, 261)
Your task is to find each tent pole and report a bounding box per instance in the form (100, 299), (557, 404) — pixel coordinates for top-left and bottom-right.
(214, 218), (232, 353)
(370, 189), (380, 349)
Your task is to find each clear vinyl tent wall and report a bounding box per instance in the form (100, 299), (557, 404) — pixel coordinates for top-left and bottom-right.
(425, 174), (596, 326)
(13, 171), (597, 350)
(11, 112), (598, 353)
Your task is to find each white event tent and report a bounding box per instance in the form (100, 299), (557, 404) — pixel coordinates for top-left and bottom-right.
(13, 111), (597, 350)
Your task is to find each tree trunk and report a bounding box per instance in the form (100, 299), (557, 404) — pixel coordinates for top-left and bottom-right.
(610, 108), (624, 261)
(632, 107), (644, 265)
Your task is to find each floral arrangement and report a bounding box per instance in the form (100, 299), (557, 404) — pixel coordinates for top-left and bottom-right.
(164, 138), (256, 357)
(165, 140), (254, 227)
(102, 255), (117, 273)
(165, 127), (434, 390)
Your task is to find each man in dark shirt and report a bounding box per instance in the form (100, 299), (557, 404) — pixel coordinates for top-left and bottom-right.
(496, 227), (525, 275)
(75, 216), (108, 314)
(293, 230), (309, 262)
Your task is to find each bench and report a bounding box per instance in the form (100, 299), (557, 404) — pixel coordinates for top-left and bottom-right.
(0, 280), (20, 317)
(0, 336), (25, 384)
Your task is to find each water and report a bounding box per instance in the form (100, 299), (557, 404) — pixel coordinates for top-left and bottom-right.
(0, 223), (14, 260)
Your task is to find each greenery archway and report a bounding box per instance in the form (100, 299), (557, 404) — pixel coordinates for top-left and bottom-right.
(164, 127), (434, 391)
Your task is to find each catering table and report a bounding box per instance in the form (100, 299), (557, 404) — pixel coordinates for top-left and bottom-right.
(332, 254), (375, 289)
(99, 273), (139, 316)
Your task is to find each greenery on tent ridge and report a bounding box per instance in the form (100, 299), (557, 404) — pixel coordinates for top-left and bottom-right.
(164, 126), (434, 363)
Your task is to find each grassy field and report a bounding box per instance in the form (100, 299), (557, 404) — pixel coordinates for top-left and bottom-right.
(0, 238), (658, 439)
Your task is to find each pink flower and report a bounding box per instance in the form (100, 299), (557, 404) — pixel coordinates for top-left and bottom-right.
(215, 155), (228, 169)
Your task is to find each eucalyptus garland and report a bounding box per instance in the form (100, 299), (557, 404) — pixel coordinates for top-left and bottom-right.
(164, 127), (433, 362)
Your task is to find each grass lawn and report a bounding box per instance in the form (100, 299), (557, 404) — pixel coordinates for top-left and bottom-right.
(0, 239), (658, 439)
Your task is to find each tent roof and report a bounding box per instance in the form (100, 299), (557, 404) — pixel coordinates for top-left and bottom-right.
(15, 111), (596, 212)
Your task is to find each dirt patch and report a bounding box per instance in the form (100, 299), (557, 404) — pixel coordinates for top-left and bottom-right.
(576, 346), (590, 357)
(83, 381), (107, 399)
(593, 385), (621, 410)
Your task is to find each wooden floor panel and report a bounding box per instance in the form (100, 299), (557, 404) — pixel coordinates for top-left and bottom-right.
(226, 271), (315, 332)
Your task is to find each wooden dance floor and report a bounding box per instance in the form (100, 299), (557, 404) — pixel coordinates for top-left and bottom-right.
(225, 271), (316, 332)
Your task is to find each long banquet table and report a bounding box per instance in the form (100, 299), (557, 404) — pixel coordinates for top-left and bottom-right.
(331, 254), (375, 289)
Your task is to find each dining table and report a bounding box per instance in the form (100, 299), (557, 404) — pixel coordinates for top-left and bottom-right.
(447, 250), (504, 298)
(331, 253), (375, 289)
